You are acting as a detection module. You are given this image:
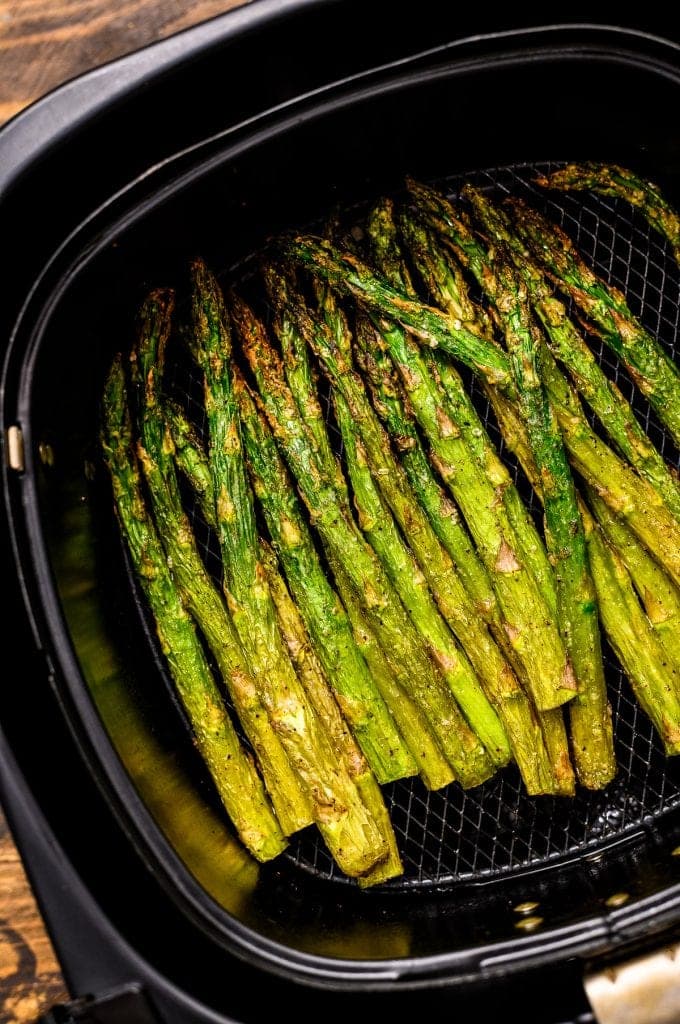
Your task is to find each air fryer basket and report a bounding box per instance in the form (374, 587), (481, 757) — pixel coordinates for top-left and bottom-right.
(6, 13), (680, 1019)
(163, 158), (680, 893)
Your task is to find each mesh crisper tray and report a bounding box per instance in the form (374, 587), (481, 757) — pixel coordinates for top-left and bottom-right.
(161, 160), (680, 890)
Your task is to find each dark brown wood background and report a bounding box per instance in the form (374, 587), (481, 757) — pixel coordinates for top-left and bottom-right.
(0, 4), (247, 1019)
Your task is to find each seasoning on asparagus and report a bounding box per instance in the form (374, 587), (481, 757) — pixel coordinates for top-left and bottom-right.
(231, 365), (419, 785)
(335, 381), (511, 768)
(235, 295), (495, 788)
(404, 184), (613, 788)
(101, 354), (287, 861)
(481, 376), (618, 785)
(129, 291), (312, 837)
(171, 378), (450, 791)
(260, 539), (403, 887)
(508, 196), (680, 449)
(385, 198), (557, 618)
(536, 162), (680, 266)
(192, 258), (389, 878)
(462, 184), (680, 523)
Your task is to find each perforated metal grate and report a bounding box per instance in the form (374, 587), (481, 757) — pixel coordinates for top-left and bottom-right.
(166, 161), (680, 890)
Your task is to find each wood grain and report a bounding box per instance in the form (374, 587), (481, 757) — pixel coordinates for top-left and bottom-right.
(0, 0), (247, 125)
(0, 811), (67, 1022)
(0, 4), (249, 1019)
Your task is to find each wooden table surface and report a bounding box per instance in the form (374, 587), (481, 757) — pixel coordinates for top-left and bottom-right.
(0, 5), (247, 1019)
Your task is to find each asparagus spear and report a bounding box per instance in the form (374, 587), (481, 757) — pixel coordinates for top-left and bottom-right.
(233, 296), (495, 788)
(536, 162), (680, 266)
(583, 511), (680, 757)
(463, 184), (680, 523)
(129, 291), (312, 836)
(403, 186), (614, 782)
(260, 540), (403, 887)
(353, 313), (500, 620)
(334, 384), (511, 768)
(586, 488), (680, 678)
(233, 371), (420, 784)
(168, 389), (447, 790)
(328, 557), (453, 791)
(288, 208), (680, 588)
(101, 355), (287, 861)
(281, 234), (513, 388)
(507, 197), (680, 448)
(539, 344), (680, 589)
(278, 269), (563, 790)
(427, 316), (680, 762)
(385, 200), (557, 618)
(192, 259), (389, 878)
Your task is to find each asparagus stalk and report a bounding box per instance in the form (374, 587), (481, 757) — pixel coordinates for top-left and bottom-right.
(334, 385), (511, 768)
(539, 345), (680, 589)
(536, 162), (680, 266)
(129, 292), (313, 836)
(169, 389), (448, 790)
(507, 196), (680, 448)
(260, 540), (403, 887)
(583, 511), (680, 757)
(192, 259), (389, 878)
(101, 355), (287, 861)
(233, 296), (495, 788)
(403, 187), (614, 782)
(233, 370), (419, 784)
(281, 234), (513, 389)
(282, 270), (563, 790)
(463, 184), (680, 523)
(303, 192), (680, 589)
(487, 365), (680, 758)
(388, 201), (557, 618)
(353, 313), (499, 619)
(328, 557), (453, 791)
(587, 488), (680, 677)
(270, 268), (350, 503)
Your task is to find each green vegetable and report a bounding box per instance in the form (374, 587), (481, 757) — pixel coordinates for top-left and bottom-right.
(192, 258), (390, 879)
(101, 353), (287, 861)
(537, 162), (680, 266)
(235, 294), (495, 788)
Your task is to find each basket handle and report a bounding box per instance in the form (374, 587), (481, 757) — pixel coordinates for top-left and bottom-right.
(585, 943), (680, 1024)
